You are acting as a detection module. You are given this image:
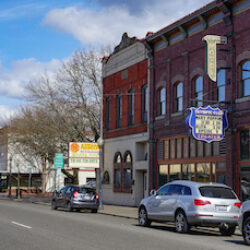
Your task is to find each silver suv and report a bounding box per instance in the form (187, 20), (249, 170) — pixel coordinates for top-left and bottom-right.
(238, 200), (250, 245)
(138, 180), (241, 235)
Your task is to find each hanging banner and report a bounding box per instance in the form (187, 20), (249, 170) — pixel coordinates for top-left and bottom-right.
(186, 106), (228, 143)
(202, 35), (227, 82)
(69, 142), (99, 168)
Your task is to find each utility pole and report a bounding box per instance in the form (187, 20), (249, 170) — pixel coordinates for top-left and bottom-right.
(8, 156), (12, 198)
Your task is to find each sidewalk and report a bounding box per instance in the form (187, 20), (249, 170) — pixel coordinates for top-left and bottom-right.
(0, 192), (242, 236)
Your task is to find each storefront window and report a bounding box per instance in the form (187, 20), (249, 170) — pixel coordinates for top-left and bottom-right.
(159, 165), (168, 187)
(183, 137), (189, 158)
(190, 138), (196, 158)
(211, 163), (215, 182)
(240, 129), (250, 160)
(164, 140), (169, 160)
(177, 138), (182, 159)
(182, 164), (195, 181)
(169, 164), (181, 182)
(196, 163), (210, 182)
(170, 139), (176, 159)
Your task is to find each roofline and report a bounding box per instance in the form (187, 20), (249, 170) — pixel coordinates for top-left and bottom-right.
(146, 0), (218, 43)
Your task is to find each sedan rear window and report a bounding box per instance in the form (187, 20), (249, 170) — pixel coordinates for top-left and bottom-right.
(199, 186), (237, 199)
(77, 187), (95, 195)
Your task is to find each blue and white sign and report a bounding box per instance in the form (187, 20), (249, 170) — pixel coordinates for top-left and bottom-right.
(186, 106), (228, 143)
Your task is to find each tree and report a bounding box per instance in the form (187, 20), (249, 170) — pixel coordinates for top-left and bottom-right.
(9, 49), (104, 189)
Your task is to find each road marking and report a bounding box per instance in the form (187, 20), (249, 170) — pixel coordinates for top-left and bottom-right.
(11, 221), (32, 229)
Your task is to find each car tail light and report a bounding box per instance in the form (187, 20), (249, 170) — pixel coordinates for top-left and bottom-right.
(194, 199), (211, 206)
(234, 202), (241, 209)
(73, 191), (78, 198)
(95, 192), (99, 201)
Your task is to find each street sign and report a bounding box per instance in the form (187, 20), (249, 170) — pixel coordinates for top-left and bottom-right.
(54, 153), (64, 169)
(186, 105), (228, 143)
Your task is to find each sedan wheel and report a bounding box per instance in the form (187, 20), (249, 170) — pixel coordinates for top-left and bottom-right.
(175, 211), (189, 233)
(66, 202), (72, 212)
(219, 224), (236, 236)
(243, 217), (250, 245)
(138, 207), (151, 227)
(51, 200), (57, 210)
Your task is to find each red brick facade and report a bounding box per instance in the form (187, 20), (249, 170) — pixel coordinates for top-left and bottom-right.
(103, 59), (148, 138)
(146, 0), (250, 198)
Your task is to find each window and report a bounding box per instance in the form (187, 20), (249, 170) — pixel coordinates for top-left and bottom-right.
(116, 95), (122, 128)
(123, 152), (132, 191)
(157, 185), (169, 196)
(240, 129), (250, 160)
(128, 90), (134, 125)
(158, 165), (168, 187)
(194, 76), (203, 107)
(168, 184), (182, 195)
(241, 61), (250, 97)
(216, 70), (226, 102)
(159, 88), (166, 115)
(105, 97), (110, 130)
(142, 85), (148, 123)
(113, 151), (132, 192)
(175, 83), (183, 112)
(114, 153), (122, 191)
(103, 170), (110, 184)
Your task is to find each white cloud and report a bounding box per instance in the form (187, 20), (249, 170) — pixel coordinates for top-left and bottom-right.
(0, 105), (17, 127)
(42, 0), (211, 47)
(0, 58), (62, 98)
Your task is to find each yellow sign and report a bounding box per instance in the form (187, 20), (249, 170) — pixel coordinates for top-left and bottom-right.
(69, 142), (99, 168)
(202, 35), (227, 82)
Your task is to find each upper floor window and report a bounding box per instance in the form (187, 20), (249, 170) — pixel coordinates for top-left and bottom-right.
(194, 76), (203, 107)
(175, 83), (183, 112)
(141, 85), (148, 123)
(105, 97), (110, 130)
(158, 88), (166, 116)
(216, 70), (226, 102)
(128, 90), (134, 125)
(116, 95), (122, 128)
(241, 61), (250, 97)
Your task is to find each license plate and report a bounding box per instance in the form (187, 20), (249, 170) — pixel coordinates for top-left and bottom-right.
(216, 205), (227, 212)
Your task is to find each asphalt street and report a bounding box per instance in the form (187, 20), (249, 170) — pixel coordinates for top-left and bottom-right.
(0, 200), (248, 250)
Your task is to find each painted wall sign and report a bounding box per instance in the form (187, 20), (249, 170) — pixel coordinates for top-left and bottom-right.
(202, 35), (227, 82)
(186, 106), (228, 143)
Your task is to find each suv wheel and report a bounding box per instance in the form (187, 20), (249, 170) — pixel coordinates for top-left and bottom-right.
(219, 224), (236, 236)
(51, 200), (57, 210)
(243, 217), (250, 245)
(138, 207), (151, 227)
(175, 211), (189, 233)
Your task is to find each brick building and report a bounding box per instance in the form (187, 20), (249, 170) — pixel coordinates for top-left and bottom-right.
(145, 0), (250, 200)
(102, 33), (149, 205)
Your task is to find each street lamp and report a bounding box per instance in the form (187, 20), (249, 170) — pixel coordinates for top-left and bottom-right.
(8, 155), (12, 198)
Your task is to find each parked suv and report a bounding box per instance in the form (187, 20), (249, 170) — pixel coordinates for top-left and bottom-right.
(238, 200), (250, 245)
(138, 180), (241, 235)
(51, 185), (99, 213)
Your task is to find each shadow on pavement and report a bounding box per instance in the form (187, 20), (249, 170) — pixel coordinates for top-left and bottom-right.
(224, 240), (246, 246)
(133, 223), (224, 237)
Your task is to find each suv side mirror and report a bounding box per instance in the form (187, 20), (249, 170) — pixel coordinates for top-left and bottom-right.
(150, 189), (157, 196)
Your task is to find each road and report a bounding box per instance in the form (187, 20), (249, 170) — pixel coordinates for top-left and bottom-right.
(0, 200), (248, 250)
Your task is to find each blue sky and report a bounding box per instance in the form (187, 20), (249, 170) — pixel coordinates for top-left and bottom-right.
(0, 0), (211, 123)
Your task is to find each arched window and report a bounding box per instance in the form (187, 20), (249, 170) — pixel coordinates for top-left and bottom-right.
(216, 70), (226, 102)
(175, 82), (183, 112)
(123, 151), (133, 191)
(194, 76), (203, 107)
(113, 152), (122, 191)
(158, 88), (166, 116)
(241, 61), (250, 97)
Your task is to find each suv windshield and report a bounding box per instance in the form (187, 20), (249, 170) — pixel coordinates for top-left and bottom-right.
(77, 187), (95, 195)
(199, 186), (237, 199)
